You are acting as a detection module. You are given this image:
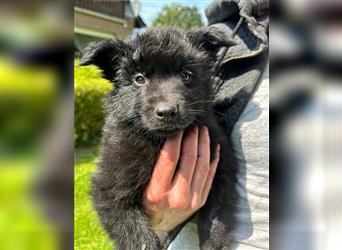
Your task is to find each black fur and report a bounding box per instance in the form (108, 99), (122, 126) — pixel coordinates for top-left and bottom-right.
(80, 27), (238, 250)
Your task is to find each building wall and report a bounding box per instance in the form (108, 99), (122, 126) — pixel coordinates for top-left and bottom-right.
(74, 7), (135, 50)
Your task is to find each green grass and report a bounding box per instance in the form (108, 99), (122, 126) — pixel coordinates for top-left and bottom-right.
(74, 146), (114, 250)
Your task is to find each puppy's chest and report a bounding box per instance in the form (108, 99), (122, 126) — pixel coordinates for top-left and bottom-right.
(114, 131), (162, 173)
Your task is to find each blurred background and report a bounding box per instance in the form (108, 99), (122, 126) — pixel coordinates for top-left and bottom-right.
(0, 1), (73, 250)
(0, 0), (341, 250)
(271, 0), (342, 249)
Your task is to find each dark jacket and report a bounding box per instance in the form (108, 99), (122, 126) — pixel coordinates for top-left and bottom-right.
(206, 0), (269, 133)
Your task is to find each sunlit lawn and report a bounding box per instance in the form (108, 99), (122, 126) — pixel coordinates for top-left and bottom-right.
(74, 146), (114, 250)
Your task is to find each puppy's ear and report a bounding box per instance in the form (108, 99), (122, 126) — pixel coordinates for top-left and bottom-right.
(187, 26), (237, 59)
(79, 39), (131, 81)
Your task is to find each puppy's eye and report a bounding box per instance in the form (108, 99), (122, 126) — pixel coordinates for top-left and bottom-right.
(180, 71), (192, 82)
(134, 74), (145, 85)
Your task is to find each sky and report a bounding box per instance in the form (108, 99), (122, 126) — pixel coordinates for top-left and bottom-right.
(139, 0), (213, 26)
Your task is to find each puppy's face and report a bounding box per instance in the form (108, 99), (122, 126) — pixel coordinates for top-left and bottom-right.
(124, 30), (213, 136)
(80, 27), (235, 136)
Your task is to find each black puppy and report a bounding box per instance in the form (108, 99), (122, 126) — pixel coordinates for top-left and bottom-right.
(80, 27), (238, 249)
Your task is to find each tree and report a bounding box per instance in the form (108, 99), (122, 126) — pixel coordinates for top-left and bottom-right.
(152, 4), (203, 30)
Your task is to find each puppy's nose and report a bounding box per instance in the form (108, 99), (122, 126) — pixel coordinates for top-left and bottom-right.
(155, 104), (178, 119)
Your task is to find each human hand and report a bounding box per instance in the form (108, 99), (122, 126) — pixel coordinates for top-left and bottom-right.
(143, 126), (220, 232)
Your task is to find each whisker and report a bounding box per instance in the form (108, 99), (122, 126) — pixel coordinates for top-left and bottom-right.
(214, 110), (227, 117)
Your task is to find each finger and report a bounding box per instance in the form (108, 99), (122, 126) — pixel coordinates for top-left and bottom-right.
(201, 144), (220, 203)
(190, 126), (210, 201)
(171, 126), (199, 190)
(149, 131), (183, 192)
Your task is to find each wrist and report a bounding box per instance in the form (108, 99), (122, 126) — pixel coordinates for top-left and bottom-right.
(148, 212), (174, 232)
(147, 209), (194, 232)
